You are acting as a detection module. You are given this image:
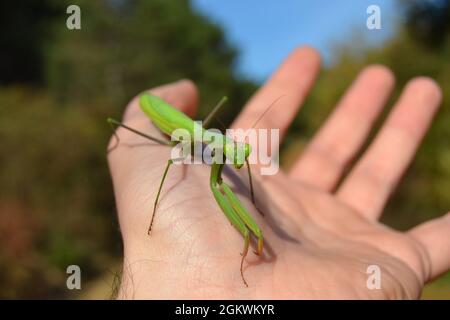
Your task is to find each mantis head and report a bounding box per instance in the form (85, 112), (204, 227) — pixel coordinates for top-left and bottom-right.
(224, 140), (252, 169)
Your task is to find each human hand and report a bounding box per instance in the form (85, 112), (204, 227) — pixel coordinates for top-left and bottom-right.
(108, 47), (448, 299)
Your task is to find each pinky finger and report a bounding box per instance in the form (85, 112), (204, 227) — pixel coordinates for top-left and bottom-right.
(409, 212), (450, 281)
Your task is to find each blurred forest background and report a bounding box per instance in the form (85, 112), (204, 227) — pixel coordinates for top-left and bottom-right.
(0, 0), (449, 299)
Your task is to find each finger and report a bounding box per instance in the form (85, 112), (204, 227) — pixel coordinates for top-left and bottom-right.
(337, 77), (442, 219)
(123, 79), (199, 123)
(409, 212), (450, 280)
(231, 46), (320, 140)
(289, 65), (394, 190)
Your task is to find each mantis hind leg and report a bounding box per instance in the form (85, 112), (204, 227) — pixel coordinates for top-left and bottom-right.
(148, 159), (174, 235)
(245, 159), (265, 217)
(107, 117), (171, 153)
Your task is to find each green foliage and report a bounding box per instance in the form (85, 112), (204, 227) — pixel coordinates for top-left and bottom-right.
(0, 0), (62, 85)
(402, 0), (450, 48)
(0, 87), (117, 298)
(0, 0), (255, 298)
(46, 0), (255, 124)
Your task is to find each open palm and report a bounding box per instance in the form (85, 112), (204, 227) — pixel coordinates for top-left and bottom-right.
(108, 47), (449, 299)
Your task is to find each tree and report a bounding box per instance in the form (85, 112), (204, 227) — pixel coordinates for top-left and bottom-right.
(0, 0), (255, 298)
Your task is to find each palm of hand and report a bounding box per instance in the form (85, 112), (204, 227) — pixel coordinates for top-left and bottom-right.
(108, 48), (447, 299)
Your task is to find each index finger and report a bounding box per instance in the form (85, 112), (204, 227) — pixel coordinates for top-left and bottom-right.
(231, 47), (320, 139)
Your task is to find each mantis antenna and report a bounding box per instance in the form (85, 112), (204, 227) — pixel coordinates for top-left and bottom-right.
(203, 96), (228, 129)
(249, 95), (286, 130)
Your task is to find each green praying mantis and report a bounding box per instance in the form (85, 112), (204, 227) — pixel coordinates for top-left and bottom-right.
(107, 93), (268, 287)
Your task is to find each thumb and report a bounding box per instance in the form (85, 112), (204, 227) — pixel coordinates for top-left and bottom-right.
(409, 211), (450, 281)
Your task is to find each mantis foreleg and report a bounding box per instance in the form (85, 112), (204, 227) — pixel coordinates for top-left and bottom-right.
(245, 158), (265, 217)
(210, 171), (250, 287)
(210, 163), (264, 286)
(219, 181), (263, 255)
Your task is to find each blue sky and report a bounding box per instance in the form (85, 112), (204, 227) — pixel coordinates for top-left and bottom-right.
(192, 0), (399, 82)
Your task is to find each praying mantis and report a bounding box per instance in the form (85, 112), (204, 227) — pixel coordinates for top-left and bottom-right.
(107, 93), (266, 287)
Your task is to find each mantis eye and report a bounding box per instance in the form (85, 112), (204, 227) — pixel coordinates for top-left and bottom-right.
(244, 143), (251, 158)
(234, 142), (251, 168)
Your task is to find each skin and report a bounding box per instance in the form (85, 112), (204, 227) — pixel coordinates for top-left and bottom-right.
(108, 47), (449, 299)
